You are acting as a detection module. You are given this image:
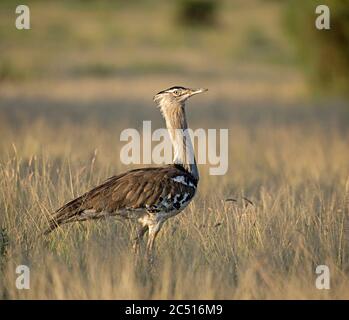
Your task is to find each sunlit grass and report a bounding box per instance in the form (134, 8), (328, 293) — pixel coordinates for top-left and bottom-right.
(0, 100), (348, 299)
(0, 0), (348, 300)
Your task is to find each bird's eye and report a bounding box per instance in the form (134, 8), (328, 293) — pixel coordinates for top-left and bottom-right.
(173, 90), (181, 96)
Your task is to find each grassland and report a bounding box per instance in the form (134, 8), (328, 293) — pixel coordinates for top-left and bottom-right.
(1, 96), (349, 299)
(1, 0), (349, 299)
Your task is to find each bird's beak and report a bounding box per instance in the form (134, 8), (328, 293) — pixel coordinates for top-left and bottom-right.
(189, 88), (208, 96)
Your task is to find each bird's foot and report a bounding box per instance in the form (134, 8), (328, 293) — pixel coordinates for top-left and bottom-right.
(146, 254), (156, 271)
(145, 246), (156, 268)
(147, 253), (154, 265)
(132, 240), (140, 255)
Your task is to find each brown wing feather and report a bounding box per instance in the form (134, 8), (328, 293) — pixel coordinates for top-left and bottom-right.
(44, 164), (197, 234)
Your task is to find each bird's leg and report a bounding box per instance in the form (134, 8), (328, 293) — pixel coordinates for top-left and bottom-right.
(146, 222), (163, 263)
(132, 225), (147, 254)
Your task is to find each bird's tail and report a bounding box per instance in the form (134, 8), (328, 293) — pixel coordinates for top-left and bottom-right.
(43, 219), (60, 236)
(43, 195), (85, 236)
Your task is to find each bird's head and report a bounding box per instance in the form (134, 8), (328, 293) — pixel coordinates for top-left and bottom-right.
(153, 86), (208, 112)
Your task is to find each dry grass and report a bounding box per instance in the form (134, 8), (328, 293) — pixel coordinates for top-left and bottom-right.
(1, 0), (349, 300)
(0, 97), (349, 299)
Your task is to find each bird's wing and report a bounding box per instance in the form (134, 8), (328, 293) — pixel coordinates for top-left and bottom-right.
(48, 165), (196, 227)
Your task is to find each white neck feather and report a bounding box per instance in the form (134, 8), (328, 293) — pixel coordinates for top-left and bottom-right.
(159, 100), (199, 181)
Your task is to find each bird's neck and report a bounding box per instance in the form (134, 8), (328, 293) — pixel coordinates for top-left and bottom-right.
(163, 104), (199, 181)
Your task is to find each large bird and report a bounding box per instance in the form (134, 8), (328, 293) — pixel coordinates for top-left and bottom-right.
(45, 86), (207, 256)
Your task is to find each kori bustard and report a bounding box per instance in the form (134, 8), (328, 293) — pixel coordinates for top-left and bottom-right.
(45, 86), (207, 256)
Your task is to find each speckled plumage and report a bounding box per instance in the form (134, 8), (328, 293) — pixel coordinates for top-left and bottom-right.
(44, 86), (207, 256)
(45, 164), (197, 228)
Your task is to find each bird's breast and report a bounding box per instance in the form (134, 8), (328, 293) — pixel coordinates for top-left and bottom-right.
(146, 175), (197, 219)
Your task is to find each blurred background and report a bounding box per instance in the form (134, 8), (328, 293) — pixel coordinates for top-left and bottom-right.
(1, 0), (348, 164)
(1, 0), (349, 184)
(1, 0), (348, 103)
(1, 0), (349, 299)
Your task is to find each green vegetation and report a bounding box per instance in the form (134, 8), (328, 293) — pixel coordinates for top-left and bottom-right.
(285, 0), (349, 96)
(176, 0), (220, 26)
(0, 0), (298, 82)
(0, 228), (9, 259)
